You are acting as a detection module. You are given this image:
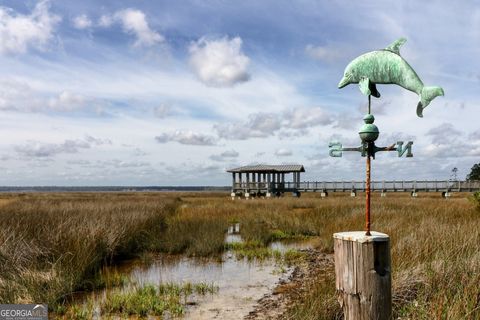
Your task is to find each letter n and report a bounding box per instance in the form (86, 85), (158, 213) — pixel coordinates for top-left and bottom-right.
(397, 141), (413, 157)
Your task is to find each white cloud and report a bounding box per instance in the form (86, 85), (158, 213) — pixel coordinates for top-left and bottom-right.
(98, 14), (113, 27)
(215, 107), (332, 140)
(153, 104), (172, 118)
(155, 130), (216, 146)
(215, 112), (281, 140)
(189, 36), (250, 87)
(48, 91), (87, 111)
(469, 130), (480, 140)
(284, 107), (332, 128)
(422, 123), (480, 158)
(14, 136), (111, 158)
(112, 9), (163, 47)
(426, 122), (461, 145)
(210, 149), (239, 161)
(72, 14), (92, 29)
(73, 159), (150, 169)
(278, 129), (309, 139)
(84, 135), (112, 146)
(275, 148), (292, 157)
(0, 1), (61, 54)
(0, 80), (91, 112)
(305, 44), (348, 62)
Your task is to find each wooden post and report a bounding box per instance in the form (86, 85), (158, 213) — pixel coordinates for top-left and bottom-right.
(334, 231), (392, 320)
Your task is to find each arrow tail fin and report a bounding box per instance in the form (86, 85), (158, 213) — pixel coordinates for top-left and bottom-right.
(417, 86), (444, 117)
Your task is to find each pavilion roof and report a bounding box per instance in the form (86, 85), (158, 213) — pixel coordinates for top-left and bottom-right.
(227, 164), (305, 173)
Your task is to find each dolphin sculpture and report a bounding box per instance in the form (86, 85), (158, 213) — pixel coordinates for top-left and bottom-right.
(338, 38), (444, 117)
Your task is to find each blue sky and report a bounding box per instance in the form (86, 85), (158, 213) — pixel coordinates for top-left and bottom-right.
(0, 0), (478, 185)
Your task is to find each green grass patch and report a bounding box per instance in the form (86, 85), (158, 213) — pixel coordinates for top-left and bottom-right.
(100, 282), (218, 317)
(470, 191), (480, 211)
(225, 241), (306, 264)
(79, 270), (128, 291)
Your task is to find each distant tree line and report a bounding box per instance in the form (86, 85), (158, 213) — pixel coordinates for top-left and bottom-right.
(467, 163), (480, 181)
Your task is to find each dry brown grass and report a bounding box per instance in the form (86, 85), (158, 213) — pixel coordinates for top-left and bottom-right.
(0, 191), (478, 319)
(0, 192), (178, 306)
(174, 192), (480, 319)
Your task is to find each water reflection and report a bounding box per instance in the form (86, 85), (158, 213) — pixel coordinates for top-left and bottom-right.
(72, 223), (316, 319)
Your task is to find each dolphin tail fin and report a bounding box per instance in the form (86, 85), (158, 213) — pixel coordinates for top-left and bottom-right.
(417, 86), (444, 117)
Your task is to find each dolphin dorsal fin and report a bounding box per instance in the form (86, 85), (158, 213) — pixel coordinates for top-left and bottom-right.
(385, 37), (407, 55)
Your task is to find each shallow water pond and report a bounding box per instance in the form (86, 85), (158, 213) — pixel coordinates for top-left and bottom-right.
(68, 225), (316, 319)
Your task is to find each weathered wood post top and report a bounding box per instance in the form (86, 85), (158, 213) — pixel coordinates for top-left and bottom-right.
(333, 230), (389, 242)
(333, 231), (392, 320)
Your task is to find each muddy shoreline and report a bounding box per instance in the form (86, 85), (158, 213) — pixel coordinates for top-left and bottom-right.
(246, 249), (334, 320)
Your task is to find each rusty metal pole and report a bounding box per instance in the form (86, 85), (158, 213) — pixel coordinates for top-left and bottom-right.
(365, 94), (372, 236)
(365, 154), (371, 236)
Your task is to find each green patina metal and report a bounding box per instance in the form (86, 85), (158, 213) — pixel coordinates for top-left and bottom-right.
(358, 114), (379, 143)
(330, 37), (442, 236)
(338, 38), (444, 117)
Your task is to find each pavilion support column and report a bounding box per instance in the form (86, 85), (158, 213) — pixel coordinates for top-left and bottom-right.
(239, 173), (243, 188)
(267, 173), (271, 192)
(232, 173), (236, 189)
(245, 173), (250, 199)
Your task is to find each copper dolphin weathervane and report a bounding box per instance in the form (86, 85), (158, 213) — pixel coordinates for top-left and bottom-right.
(338, 38), (444, 117)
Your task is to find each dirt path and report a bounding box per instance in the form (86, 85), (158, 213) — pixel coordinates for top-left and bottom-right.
(245, 249), (334, 320)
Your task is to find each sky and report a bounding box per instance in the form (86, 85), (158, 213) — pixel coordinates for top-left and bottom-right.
(0, 0), (478, 186)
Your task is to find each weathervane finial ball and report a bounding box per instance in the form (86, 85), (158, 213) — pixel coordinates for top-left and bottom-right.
(363, 114), (375, 124)
(359, 114), (379, 143)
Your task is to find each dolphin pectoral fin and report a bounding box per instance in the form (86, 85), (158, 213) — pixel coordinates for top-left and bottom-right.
(385, 38), (407, 55)
(416, 102), (424, 118)
(359, 77), (371, 96)
(369, 83), (381, 98)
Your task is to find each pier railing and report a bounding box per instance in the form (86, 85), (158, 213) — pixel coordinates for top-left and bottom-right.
(232, 180), (480, 193)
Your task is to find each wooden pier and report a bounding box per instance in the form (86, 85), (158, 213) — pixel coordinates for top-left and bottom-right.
(227, 164), (480, 198)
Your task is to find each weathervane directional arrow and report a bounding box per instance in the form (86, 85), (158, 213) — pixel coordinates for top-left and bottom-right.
(328, 100), (415, 236)
(329, 140), (413, 158)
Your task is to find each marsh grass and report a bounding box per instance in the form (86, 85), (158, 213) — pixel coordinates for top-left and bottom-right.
(58, 282), (218, 319)
(0, 193), (178, 306)
(226, 241), (281, 261)
(1, 191), (479, 319)
(100, 282), (218, 317)
(167, 193), (480, 319)
(470, 191), (480, 211)
(225, 241), (306, 265)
